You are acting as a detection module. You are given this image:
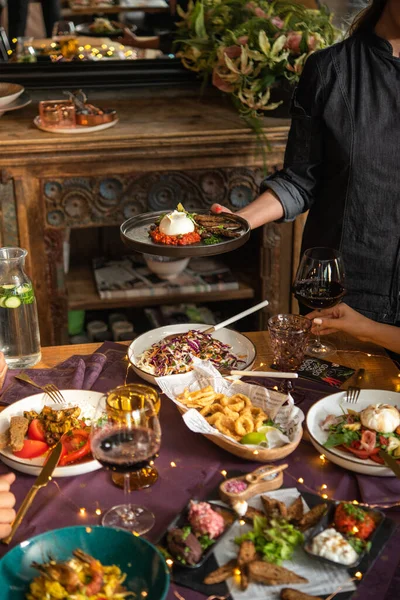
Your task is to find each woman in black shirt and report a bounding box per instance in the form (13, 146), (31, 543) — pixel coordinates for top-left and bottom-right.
(215, 0), (400, 329)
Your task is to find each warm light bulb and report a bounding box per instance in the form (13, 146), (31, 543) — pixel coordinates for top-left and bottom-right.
(355, 571), (363, 580)
(321, 484), (327, 490)
(170, 461), (177, 468)
(298, 477), (304, 484)
(352, 500), (359, 505)
(322, 494), (328, 499)
(95, 509), (102, 516)
(166, 558), (173, 567)
(239, 519), (245, 526)
(253, 450), (259, 455)
(221, 470), (227, 477)
(79, 507), (86, 516)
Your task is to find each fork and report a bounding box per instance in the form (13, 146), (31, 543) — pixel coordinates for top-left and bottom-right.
(345, 386), (361, 404)
(13, 373), (65, 405)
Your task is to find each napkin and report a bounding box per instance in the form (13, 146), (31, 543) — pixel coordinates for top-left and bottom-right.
(0, 341), (130, 405)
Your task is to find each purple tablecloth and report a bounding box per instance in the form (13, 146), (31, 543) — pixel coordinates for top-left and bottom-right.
(0, 342), (399, 600)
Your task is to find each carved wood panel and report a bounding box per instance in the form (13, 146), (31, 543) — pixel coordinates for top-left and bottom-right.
(43, 168), (267, 229)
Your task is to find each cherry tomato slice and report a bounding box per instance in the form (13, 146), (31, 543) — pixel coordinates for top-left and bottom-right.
(13, 440), (49, 459)
(27, 419), (46, 443)
(370, 454), (385, 465)
(59, 429), (91, 466)
(342, 444), (380, 459)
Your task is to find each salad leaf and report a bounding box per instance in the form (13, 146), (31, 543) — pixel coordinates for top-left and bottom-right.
(235, 518), (303, 565)
(198, 534), (215, 550)
(324, 429), (359, 449)
(203, 234), (223, 245)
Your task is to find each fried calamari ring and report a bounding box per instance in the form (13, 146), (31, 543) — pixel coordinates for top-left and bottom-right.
(234, 414), (254, 437)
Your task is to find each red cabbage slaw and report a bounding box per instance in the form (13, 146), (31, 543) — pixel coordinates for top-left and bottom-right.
(137, 329), (246, 376)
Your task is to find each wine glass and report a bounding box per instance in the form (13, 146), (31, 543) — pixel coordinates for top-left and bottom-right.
(293, 247), (346, 355)
(91, 387), (161, 535)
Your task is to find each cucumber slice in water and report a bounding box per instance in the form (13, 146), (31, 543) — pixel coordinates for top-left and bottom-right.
(1, 284), (15, 290)
(4, 296), (21, 308)
(16, 284), (31, 295)
(0, 297), (7, 308)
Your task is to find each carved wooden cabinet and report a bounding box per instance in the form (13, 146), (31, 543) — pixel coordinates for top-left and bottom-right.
(0, 89), (294, 346)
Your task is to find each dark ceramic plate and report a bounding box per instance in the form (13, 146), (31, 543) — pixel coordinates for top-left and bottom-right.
(158, 499), (236, 569)
(304, 501), (385, 569)
(120, 209), (251, 258)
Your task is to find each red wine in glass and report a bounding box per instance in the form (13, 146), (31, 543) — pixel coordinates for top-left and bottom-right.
(293, 280), (346, 310)
(294, 247), (346, 355)
(91, 427), (160, 474)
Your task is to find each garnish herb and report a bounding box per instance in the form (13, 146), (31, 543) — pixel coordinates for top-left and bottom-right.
(203, 235), (223, 245)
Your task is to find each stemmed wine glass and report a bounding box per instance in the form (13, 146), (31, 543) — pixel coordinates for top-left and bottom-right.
(293, 247), (346, 355)
(91, 387), (161, 535)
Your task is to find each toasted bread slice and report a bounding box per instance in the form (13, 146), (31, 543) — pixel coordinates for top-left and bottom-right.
(281, 588), (323, 600)
(0, 429), (10, 450)
(297, 503), (327, 532)
(237, 540), (256, 567)
(261, 495), (288, 519)
(287, 496), (304, 523)
(9, 416), (29, 452)
(204, 559), (236, 584)
(243, 506), (265, 523)
(249, 561), (308, 585)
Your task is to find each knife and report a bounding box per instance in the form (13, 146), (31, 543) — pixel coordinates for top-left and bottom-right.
(378, 449), (400, 479)
(2, 441), (63, 545)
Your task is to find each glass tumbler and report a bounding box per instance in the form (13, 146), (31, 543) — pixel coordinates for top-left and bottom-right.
(268, 314), (312, 372)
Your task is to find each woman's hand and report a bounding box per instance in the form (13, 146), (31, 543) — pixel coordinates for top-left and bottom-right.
(307, 304), (373, 340)
(0, 352), (7, 390)
(211, 203), (233, 215)
(0, 472), (16, 539)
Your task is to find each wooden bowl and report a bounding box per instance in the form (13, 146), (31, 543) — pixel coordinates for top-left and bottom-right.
(176, 404), (303, 463)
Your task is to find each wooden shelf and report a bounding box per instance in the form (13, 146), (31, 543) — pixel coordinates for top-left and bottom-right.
(67, 264), (255, 311)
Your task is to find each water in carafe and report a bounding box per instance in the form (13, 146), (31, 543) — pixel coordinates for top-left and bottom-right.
(0, 248), (41, 367)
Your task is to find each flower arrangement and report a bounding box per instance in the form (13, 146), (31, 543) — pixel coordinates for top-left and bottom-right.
(175, 0), (338, 117)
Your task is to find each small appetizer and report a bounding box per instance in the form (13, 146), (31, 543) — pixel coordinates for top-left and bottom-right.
(334, 502), (376, 540)
(321, 403), (400, 464)
(310, 528), (359, 566)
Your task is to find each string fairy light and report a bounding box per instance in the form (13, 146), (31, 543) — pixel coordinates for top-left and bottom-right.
(220, 470), (227, 477)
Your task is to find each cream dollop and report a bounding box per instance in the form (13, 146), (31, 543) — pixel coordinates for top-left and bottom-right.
(360, 403), (400, 433)
(232, 500), (248, 517)
(159, 210), (195, 236)
(311, 528), (358, 565)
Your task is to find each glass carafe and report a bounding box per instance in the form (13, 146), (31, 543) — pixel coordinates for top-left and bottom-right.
(0, 248), (41, 367)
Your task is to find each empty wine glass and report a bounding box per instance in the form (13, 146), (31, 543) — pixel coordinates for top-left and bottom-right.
(293, 247), (346, 355)
(91, 387), (161, 535)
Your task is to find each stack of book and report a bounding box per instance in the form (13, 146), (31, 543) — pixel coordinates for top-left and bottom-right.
(92, 256), (239, 300)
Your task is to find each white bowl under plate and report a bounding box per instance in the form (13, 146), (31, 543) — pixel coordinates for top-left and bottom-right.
(0, 390), (103, 477)
(128, 323), (256, 385)
(307, 388), (400, 477)
(0, 83), (24, 108)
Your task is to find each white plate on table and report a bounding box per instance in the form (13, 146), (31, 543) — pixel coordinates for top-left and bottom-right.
(0, 390), (103, 477)
(128, 323), (256, 386)
(307, 389), (400, 477)
(0, 92), (31, 117)
(0, 83), (24, 108)
(34, 116), (118, 134)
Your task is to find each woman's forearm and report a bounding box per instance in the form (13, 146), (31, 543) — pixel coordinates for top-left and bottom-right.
(237, 189), (284, 228)
(363, 321), (400, 354)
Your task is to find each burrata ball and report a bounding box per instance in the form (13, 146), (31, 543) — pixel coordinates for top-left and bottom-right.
(360, 403), (400, 433)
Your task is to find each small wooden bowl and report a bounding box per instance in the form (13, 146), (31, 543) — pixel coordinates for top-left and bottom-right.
(219, 464), (287, 504)
(176, 404), (302, 462)
(76, 110), (116, 126)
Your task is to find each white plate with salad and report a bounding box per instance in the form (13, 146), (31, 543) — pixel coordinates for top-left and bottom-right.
(128, 324), (256, 385)
(307, 389), (400, 476)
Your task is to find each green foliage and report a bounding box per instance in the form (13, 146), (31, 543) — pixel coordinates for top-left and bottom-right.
(175, 0), (339, 121)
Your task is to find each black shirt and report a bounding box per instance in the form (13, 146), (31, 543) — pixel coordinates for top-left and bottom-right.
(262, 31), (400, 325)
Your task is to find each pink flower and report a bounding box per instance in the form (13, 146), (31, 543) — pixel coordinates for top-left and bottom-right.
(212, 67), (234, 93)
(237, 35), (249, 45)
(254, 7), (268, 18)
(222, 45), (242, 59)
(285, 31), (302, 54)
(271, 16), (284, 29)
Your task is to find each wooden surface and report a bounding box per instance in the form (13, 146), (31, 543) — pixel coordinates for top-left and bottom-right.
(36, 331), (400, 392)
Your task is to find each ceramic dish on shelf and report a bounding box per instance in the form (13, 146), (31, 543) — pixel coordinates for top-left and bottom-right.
(120, 209), (251, 258)
(127, 323), (256, 386)
(0, 390), (103, 477)
(0, 82), (24, 108)
(307, 388), (400, 477)
(0, 526), (169, 600)
(33, 115), (118, 134)
(0, 92), (31, 117)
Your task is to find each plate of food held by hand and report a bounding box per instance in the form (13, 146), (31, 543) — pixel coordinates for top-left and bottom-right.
(120, 204), (251, 257)
(307, 389), (400, 476)
(0, 390), (103, 477)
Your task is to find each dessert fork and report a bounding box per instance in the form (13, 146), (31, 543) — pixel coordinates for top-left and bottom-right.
(13, 373), (65, 405)
(345, 386), (361, 404)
